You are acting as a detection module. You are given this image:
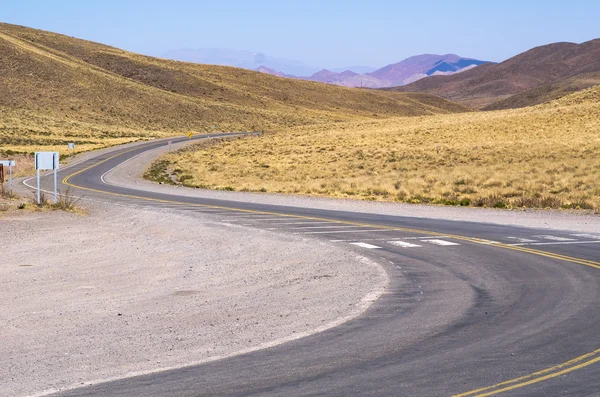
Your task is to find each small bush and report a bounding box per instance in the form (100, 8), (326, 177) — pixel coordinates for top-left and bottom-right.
(52, 188), (83, 211)
(32, 190), (49, 207)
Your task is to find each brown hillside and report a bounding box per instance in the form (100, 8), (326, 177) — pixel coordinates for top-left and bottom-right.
(0, 22), (468, 156)
(484, 72), (600, 110)
(388, 39), (600, 109)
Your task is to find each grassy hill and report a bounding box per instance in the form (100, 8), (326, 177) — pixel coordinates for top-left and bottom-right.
(388, 39), (600, 109)
(152, 85), (600, 211)
(484, 71), (600, 110)
(0, 22), (467, 157)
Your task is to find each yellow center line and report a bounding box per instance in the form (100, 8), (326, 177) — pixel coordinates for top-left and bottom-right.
(61, 138), (600, 397)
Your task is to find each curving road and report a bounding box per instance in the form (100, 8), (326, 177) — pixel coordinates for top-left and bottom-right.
(32, 134), (600, 397)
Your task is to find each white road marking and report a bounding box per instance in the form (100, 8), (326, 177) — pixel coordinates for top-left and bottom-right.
(533, 235), (576, 241)
(508, 240), (600, 247)
(422, 239), (460, 246)
(506, 237), (539, 243)
(294, 229), (400, 235)
(571, 233), (600, 240)
(350, 242), (382, 249)
(221, 216), (286, 220)
(387, 241), (422, 248)
(329, 236), (449, 242)
(271, 221), (334, 225)
(286, 225), (362, 230)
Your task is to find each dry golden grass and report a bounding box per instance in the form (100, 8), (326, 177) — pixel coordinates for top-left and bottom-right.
(0, 22), (466, 159)
(154, 85), (600, 211)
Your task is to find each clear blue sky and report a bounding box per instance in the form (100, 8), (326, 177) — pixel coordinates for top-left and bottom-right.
(2, 0), (599, 68)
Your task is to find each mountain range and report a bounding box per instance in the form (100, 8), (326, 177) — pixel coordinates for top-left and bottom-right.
(162, 48), (374, 76)
(163, 48), (488, 89)
(390, 39), (600, 109)
(256, 54), (488, 88)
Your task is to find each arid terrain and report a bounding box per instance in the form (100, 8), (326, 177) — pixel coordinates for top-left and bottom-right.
(0, 22), (465, 160)
(149, 85), (600, 211)
(2, 23), (599, 212)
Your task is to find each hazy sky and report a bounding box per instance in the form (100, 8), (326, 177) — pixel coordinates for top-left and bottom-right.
(2, 0), (599, 68)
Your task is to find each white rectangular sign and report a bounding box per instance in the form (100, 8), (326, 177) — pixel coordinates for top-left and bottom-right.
(68, 143), (75, 149)
(0, 160), (15, 167)
(35, 152), (60, 170)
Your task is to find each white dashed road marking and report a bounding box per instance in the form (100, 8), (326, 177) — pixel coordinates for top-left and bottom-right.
(422, 239), (460, 246)
(506, 237), (539, 243)
(294, 229), (400, 235)
(350, 242), (382, 249)
(533, 235), (576, 241)
(271, 221), (333, 225)
(287, 225), (362, 230)
(222, 217), (286, 221)
(571, 234), (600, 240)
(387, 241), (422, 248)
(329, 236), (449, 242)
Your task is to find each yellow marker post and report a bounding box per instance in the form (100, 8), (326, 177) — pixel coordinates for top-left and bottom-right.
(188, 132), (193, 139)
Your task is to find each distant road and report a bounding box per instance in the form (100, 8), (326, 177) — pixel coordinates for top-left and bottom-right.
(35, 134), (600, 397)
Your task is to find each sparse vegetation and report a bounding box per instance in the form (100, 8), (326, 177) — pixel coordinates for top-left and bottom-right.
(0, 22), (466, 156)
(151, 85), (600, 211)
(52, 188), (83, 211)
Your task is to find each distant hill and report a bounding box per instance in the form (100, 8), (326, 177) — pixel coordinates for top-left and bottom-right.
(162, 50), (376, 77)
(0, 23), (469, 153)
(391, 39), (600, 109)
(366, 54), (487, 86)
(162, 48), (321, 76)
(257, 54), (487, 88)
(331, 65), (376, 74)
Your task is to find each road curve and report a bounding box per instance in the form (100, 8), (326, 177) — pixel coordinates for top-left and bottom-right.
(32, 134), (600, 397)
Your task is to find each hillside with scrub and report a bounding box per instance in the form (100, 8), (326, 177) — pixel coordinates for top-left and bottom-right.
(0, 22), (466, 157)
(149, 85), (600, 211)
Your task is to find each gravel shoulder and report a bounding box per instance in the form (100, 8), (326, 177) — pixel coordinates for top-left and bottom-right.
(1, 203), (387, 396)
(105, 140), (600, 234)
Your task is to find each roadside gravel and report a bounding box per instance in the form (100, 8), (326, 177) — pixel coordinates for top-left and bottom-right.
(105, 140), (600, 234)
(0, 203), (387, 396)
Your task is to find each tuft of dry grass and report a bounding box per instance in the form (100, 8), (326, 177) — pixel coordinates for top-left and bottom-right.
(153, 85), (600, 211)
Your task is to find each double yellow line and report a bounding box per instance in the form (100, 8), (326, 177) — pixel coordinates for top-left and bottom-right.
(62, 139), (600, 397)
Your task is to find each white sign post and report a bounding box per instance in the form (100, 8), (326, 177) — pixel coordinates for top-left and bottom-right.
(34, 152), (60, 205)
(68, 143), (75, 156)
(0, 160), (15, 194)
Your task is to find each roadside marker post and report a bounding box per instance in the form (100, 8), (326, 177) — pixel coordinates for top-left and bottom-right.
(168, 140), (172, 151)
(188, 132), (193, 139)
(0, 160), (15, 194)
(68, 142), (75, 156)
(34, 152), (59, 205)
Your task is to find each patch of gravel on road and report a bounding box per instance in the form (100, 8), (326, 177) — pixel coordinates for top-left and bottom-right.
(1, 203), (387, 397)
(105, 140), (600, 234)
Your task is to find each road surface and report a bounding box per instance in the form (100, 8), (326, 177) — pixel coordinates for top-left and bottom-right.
(30, 134), (600, 397)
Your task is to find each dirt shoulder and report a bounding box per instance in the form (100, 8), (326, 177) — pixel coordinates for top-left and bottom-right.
(1, 203), (387, 396)
(104, 140), (600, 234)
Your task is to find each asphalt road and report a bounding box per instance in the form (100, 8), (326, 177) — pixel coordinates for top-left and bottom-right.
(32, 134), (600, 397)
